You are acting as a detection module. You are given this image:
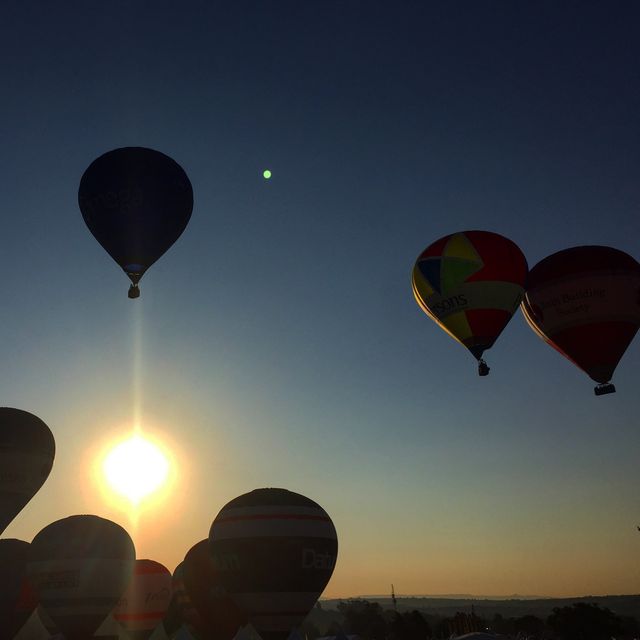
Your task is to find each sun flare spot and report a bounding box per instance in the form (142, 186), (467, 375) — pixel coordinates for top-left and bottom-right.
(102, 435), (170, 504)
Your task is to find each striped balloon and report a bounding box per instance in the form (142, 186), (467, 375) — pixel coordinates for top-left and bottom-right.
(112, 559), (172, 640)
(0, 539), (38, 640)
(27, 515), (135, 640)
(183, 540), (247, 640)
(209, 488), (338, 640)
(0, 408), (55, 534)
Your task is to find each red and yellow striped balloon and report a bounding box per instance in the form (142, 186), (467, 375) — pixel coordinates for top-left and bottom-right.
(209, 488), (338, 640)
(412, 230), (528, 373)
(112, 559), (171, 640)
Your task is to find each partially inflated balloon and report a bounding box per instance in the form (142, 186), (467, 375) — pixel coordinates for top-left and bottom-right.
(521, 245), (640, 395)
(0, 539), (38, 640)
(78, 147), (193, 298)
(113, 559), (172, 640)
(27, 515), (135, 640)
(209, 488), (338, 640)
(412, 230), (528, 375)
(183, 540), (247, 640)
(0, 408), (55, 534)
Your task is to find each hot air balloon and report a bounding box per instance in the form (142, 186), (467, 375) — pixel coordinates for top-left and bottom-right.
(164, 561), (202, 638)
(0, 408), (55, 534)
(412, 230), (528, 375)
(521, 245), (640, 395)
(112, 559), (172, 640)
(78, 147), (193, 298)
(27, 515), (135, 640)
(183, 540), (247, 640)
(209, 488), (338, 640)
(0, 539), (38, 640)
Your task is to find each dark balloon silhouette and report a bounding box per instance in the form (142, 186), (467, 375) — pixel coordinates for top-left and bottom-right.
(0, 407), (55, 534)
(0, 539), (38, 640)
(412, 230), (528, 375)
(521, 245), (640, 395)
(78, 146), (193, 298)
(209, 488), (338, 640)
(183, 539), (247, 640)
(27, 515), (136, 640)
(112, 559), (172, 640)
(164, 561), (202, 637)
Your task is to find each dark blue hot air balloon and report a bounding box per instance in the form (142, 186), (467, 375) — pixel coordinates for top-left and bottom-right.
(78, 147), (193, 298)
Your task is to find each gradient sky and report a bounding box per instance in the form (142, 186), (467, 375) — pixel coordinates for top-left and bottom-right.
(2, 1), (640, 598)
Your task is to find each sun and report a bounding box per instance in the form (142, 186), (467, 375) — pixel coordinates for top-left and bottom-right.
(102, 434), (170, 504)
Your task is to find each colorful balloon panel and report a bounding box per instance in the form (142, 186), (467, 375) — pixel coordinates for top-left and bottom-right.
(78, 147), (193, 296)
(27, 515), (135, 640)
(412, 231), (528, 361)
(112, 559), (172, 640)
(209, 488), (338, 640)
(521, 245), (640, 385)
(0, 408), (55, 535)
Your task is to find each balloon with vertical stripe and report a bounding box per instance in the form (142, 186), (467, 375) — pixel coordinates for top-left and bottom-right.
(412, 231), (528, 372)
(27, 515), (135, 640)
(112, 559), (172, 640)
(0, 539), (38, 640)
(209, 488), (338, 640)
(0, 408), (55, 535)
(183, 539), (247, 640)
(521, 245), (640, 394)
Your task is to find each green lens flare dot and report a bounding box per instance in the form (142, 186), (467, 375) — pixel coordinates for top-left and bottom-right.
(263, 169), (272, 179)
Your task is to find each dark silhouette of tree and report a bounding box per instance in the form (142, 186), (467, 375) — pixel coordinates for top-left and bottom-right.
(337, 599), (388, 640)
(547, 602), (622, 640)
(389, 610), (432, 640)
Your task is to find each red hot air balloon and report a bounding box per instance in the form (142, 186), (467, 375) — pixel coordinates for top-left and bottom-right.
(183, 540), (247, 640)
(0, 408), (55, 535)
(27, 515), (136, 640)
(0, 539), (38, 640)
(412, 230), (528, 375)
(78, 147), (193, 299)
(521, 245), (640, 395)
(112, 559), (172, 640)
(209, 488), (338, 640)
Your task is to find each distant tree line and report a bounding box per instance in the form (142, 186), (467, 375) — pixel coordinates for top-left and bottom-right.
(302, 598), (640, 640)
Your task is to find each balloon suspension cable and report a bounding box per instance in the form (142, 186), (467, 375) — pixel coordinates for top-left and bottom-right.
(478, 359), (490, 377)
(594, 382), (616, 396)
(128, 284), (140, 299)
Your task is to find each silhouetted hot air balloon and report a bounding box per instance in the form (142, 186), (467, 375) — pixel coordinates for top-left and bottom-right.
(78, 147), (193, 298)
(209, 488), (338, 640)
(164, 561), (202, 638)
(521, 245), (640, 395)
(0, 539), (38, 640)
(27, 515), (135, 640)
(412, 230), (528, 375)
(0, 408), (55, 534)
(112, 559), (172, 640)
(183, 540), (247, 640)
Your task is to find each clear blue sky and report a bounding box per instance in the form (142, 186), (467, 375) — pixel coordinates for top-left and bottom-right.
(2, 1), (639, 596)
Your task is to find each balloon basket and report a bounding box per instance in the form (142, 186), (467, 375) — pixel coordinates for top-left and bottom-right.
(478, 360), (490, 376)
(594, 383), (616, 396)
(128, 284), (140, 299)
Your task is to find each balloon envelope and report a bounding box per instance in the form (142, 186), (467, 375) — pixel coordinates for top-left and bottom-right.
(112, 559), (172, 640)
(27, 515), (135, 640)
(209, 488), (338, 640)
(78, 146), (193, 295)
(183, 540), (247, 640)
(0, 539), (38, 640)
(521, 245), (640, 387)
(0, 407), (55, 534)
(412, 230), (528, 364)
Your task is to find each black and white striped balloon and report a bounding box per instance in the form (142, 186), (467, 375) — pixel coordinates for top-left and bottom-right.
(27, 515), (135, 640)
(209, 488), (338, 640)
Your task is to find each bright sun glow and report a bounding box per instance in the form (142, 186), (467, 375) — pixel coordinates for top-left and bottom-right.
(102, 435), (170, 504)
